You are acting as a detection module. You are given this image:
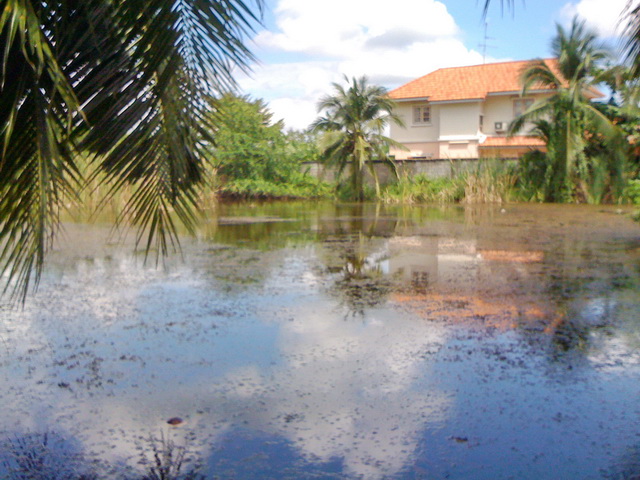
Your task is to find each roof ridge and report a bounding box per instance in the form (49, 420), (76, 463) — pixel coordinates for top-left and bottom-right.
(430, 57), (557, 74)
(389, 58), (558, 96)
(389, 58), (560, 101)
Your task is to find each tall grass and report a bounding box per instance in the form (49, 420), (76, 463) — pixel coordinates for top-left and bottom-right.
(64, 155), (132, 224)
(381, 159), (517, 204)
(380, 173), (464, 204)
(459, 159), (518, 204)
(68, 155), (334, 225)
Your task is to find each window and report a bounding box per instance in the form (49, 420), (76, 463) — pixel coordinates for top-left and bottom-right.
(413, 104), (430, 124)
(513, 98), (534, 117)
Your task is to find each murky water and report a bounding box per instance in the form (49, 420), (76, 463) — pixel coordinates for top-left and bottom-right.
(1, 202), (639, 479)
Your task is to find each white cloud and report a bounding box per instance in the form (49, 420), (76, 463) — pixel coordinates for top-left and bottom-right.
(239, 61), (337, 129)
(561, 0), (632, 37)
(257, 0), (459, 57)
(239, 0), (486, 129)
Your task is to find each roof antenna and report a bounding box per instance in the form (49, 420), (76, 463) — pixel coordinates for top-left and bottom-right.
(479, 20), (495, 63)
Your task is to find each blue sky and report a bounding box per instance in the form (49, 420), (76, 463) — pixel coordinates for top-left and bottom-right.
(237, 0), (630, 130)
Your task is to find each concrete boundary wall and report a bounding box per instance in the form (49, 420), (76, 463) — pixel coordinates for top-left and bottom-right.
(302, 157), (518, 184)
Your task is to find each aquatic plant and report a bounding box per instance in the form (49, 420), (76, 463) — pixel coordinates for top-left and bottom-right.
(380, 173), (464, 204)
(460, 159), (518, 204)
(381, 159), (516, 205)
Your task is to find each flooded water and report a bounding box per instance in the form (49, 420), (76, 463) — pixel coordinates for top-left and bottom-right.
(1, 202), (639, 479)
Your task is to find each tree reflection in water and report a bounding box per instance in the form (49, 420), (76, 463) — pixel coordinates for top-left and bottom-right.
(1, 431), (203, 480)
(1, 432), (98, 480)
(605, 443), (640, 480)
(330, 235), (394, 318)
(317, 204), (399, 319)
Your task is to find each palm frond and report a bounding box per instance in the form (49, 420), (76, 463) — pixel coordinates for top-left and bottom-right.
(0, 0), (263, 299)
(0, 71), (82, 301)
(508, 97), (556, 135)
(520, 60), (562, 94)
(481, 0), (515, 18)
(621, 1), (640, 76)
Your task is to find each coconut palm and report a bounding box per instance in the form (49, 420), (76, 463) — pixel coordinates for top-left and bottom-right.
(484, 0), (640, 82)
(0, 0), (262, 300)
(311, 76), (405, 201)
(508, 18), (626, 202)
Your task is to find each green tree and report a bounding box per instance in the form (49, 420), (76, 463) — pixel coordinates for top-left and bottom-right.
(509, 18), (625, 202)
(0, 0), (262, 299)
(311, 76), (404, 201)
(211, 95), (330, 199)
(283, 129), (321, 167)
(212, 94), (288, 182)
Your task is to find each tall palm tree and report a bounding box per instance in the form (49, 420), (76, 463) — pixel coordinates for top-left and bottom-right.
(484, 0), (640, 82)
(0, 0), (262, 300)
(508, 17), (624, 201)
(311, 76), (405, 201)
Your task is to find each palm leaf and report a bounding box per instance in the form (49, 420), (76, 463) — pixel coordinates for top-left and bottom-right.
(481, 0), (515, 17)
(0, 0), (263, 299)
(621, 1), (640, 76)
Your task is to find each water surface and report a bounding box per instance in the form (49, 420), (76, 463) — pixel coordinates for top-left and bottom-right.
(1, 202), (639, 479)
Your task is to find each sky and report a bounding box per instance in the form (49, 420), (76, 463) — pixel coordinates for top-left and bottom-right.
(236, 0), (633, 130)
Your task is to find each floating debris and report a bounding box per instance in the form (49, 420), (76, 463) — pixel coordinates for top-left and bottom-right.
(450, 436), (468, 444)
(478, 249), (544, 263)
(167, 417), (184, 426)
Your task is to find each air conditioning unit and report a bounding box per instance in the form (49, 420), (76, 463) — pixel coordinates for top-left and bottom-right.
(494, 121), (506, 133)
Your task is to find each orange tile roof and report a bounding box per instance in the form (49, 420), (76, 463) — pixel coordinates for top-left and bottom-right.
(389, 59), (563, 102)
(479, 136), (546, 148)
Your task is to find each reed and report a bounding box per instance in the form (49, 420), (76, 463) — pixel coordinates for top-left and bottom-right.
(460, 159), (518, 204)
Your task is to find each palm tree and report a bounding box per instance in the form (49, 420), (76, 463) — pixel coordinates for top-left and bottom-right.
(508, 17), (625, 202)
(0, 0), (262, 300)
(311, 76), (405, 201)
(484, 0), (640, 82)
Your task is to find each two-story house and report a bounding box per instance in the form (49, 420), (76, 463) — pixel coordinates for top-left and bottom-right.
(388, 59), (592, 160)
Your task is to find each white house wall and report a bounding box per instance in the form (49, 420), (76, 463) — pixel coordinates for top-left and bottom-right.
(483, 96), (515, 134)
(439, 141), (479, 159)
(389, 93), (552, 160)
(483, 93), (554, 135)
(390, 101), (482, 159)
(437, 102), (482, 159)
(438, 102), (481, 137)
(390, 101), (441, 159)
(390, 102), (440, 143)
